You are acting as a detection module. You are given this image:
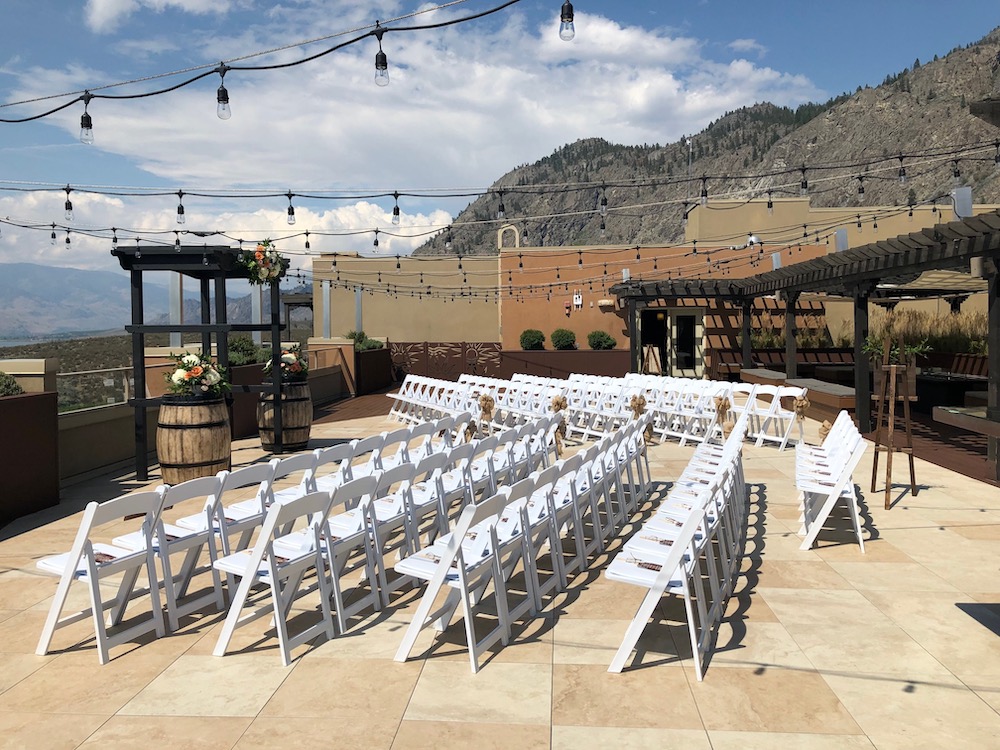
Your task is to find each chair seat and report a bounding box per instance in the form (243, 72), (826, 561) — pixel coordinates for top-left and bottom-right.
(37, 543), (137, 578)
(605, 554), (683, 589)
(113, 522), (193, 552)
(175, 503), (261, 532)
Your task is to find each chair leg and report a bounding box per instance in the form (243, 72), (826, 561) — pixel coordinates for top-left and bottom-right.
(608, 584), (664, 673)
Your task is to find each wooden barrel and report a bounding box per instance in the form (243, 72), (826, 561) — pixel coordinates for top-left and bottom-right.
(156, 396), (231, 485)
(257, 381), (313, 453)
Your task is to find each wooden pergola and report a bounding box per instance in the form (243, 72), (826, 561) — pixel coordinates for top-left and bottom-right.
(113, 245), (290, 481)
(611, 209), (1000, 475)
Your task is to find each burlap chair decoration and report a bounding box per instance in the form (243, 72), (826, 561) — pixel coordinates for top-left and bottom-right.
(551, 395), (568, 457)
(818, 419), (832, 443)
(793, 395), (811, 421)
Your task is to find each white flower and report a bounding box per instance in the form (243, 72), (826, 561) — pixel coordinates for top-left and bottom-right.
(258, 268), (268, 279)
(170, 368), (186, 384)
(204, 369), (221, 385)
(281, 353), (296, 365)
(181, 353), (200, 366)
(200, 384), (209, 392)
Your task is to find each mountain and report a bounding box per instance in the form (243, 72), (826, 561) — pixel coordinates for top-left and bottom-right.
(0, 263), (312, 339)
(415, 28), (1000, 255)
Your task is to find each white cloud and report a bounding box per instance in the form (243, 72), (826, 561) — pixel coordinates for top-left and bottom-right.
(728, 38), (767, 58)
(4, 2), (825, 271)
(85, 0), (233, 33)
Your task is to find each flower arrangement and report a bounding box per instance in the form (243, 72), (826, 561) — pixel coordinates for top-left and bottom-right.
(164, 352), (229, 397)
(263, 344), (309, 381)
(240, 239), (289, 285)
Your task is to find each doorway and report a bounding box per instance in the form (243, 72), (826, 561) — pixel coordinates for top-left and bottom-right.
(667, 309), (704, 377)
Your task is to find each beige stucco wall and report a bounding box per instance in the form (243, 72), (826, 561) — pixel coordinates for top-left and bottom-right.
(1, 358), (59, 392)
(312, 254), (501, 343)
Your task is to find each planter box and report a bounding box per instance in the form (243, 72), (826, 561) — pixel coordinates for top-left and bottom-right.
(0, 392), (59, 527)
(500, 349), (630, 380)
(356, 348), (393, 395)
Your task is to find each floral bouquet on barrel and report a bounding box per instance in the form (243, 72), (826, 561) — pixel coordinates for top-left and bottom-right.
(263, 344), (309, 382)
(164, 352), (229, 397)
(240, 238), (289, 285)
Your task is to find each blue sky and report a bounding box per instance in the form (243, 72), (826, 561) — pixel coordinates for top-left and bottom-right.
(1, 0), (999, 273)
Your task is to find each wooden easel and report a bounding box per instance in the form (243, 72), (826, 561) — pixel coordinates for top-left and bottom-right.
(642, 345), (662, 375)
(870, 335), (918, 509)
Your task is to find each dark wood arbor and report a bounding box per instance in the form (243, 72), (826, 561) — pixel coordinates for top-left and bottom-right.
(113, 244), (290, 481)
(612, 209), (1000, 478)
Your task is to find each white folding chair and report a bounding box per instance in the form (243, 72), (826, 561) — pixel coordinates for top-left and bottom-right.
(36, 488), (167, 664)
(212, 490), (336, 665)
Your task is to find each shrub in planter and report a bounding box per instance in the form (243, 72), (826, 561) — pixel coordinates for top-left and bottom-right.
(346, 330), (385, 351)
(0, 371), (24, 397)
(228, 335), (267, 367)
(587, 330), (617, 350)
(551, 328), (577, 350)
(520, 329), (545, 350)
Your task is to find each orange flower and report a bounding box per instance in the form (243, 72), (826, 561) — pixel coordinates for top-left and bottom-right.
(255, 250), (264, 261)
(189, 365), (203, 377)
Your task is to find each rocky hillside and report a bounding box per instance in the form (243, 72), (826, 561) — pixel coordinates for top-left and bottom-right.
(416, 29), (1000, 255)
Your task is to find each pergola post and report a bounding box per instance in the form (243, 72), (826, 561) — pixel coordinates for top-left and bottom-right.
(741, 299), (753, 369)
(784, 292), (799, 379)
(854, 290), (872, 432)
(628, 300), (641, 374)
(988, 259), (999, 474)
(130, 269), (147, 482)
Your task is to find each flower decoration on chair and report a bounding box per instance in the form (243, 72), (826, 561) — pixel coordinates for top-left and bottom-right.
(240, 239), (289, 285)
(164, 352), (229, 397)
(263, 344), (309, 381)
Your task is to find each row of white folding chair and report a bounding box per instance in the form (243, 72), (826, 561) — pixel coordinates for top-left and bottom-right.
(794, 411), (867, 551)
(394, 424), (642, 672)
(606, 413), (748, 677)
(387, 375), (484, 424)
(565, 381), (627, 440)
(652, 379), (732, 446)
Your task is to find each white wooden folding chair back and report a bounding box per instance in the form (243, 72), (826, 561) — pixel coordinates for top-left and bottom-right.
(312, 442), (356, 493)
(270, 451), (319, 504)
(371, 462), (419, 604)
(212, 490), (336, 666)
(36, 487), (168, 664)
(394, 489), (511, 673)
(797, 429), (867, 551)
(125, 474), (227, 631)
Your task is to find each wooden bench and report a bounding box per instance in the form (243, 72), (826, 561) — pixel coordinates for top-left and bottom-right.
(786, 378), (856, 423)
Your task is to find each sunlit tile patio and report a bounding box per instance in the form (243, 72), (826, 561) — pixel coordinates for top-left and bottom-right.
(1, 413), (999, 749)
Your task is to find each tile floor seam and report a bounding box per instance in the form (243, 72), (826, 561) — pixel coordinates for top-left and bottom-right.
(389, 647), (427, 749)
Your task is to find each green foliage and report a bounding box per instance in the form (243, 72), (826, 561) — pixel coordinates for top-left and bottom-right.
(868, 309), (986, 357)
(0, 371), (24, 397)
(587, 330), (617, 350)
(227, 335), (267, 367)
(519, 329), (545, 350)
(550, 328), (577, 350)
(346, 330), (384, 351)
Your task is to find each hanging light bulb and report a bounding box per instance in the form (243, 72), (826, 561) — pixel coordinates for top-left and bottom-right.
(799, 165), (808, 196)
(559, 0), (576, 40)
(522, 225), (529, 244)
(898, 155), (907, 185)
(578, 251), (583, 267)
(111, 228), (118, 251)
(857, 176), (865, 196)
(856, 214), (862, 232)
(395, 255), (401, 270)
(304, 231), (311, 250)
(134, 238), (140, 258)
(373, 228), (380, 251)
(374, 24), (390, 87)
(64, 186), (73, 222)
(174, 231), (181, 251)
(445, 226), (453, 251)
(699, 176), (708, 206)
(65, 230), (71, 248)
(286, 191), (296, 225)
(391, 191), (401, 226)
(766, 190), (773, 215)
(496, 191), (506, 220)
(873, 219), (878, 233)
(176, 191), (185, 224)
(79, 91), (94, 144)
(202, 254), (209, 266)
(216, 64), (231, 120)
(518, 253), (524, 269)
(681, 201), (690, 229)
(908, 205), (914, 221)
(599, 186), (608, 216)
(50, 224), (56, 246)
(952, 160), (961, 186)
(600, 217), (606, 236)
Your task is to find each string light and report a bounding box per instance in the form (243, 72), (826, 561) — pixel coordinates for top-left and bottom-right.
(522, 224), (529, 244)
(856, 214), (862, 232)
(395, 254), (401, 270)
(304, 231), (310, 250)
(799, 165), (808, 196)
(50, 224), (56, 245)
(216, 64), (231, 120)
(392, 191), (401, 225)
(374, 23), (390, 87)
(445, 226), (453, 251)
(699, 176), (708, 206)
(174, 231), (181, 250)
(766, 191), (773, 215)
(79, 91), (93, 144)
(286, 191), (296, 225)
(373, 228), (380, 250)
(599, 186), (608, 216)
(559, 1), (575, 41)
(898, 155), (907, 185)
(176, 191), (185, 224)
(600, 217), (606, 235)
(578, 250), (583, 267)
(63, 186), (73, 222)
(134, 238), (140, 258)
(518, 253), (523, 269)
(952, 160), (961, 185)
(111, 228), (118, 250)
(496, 190), (506, 220)
(65, 230), (71, 247)
(856, 176), (865, 196)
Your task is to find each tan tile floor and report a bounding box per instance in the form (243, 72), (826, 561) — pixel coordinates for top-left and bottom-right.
(2, 415), (1000, 749)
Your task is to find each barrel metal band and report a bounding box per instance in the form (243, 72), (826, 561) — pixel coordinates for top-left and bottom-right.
(157, 420), (228, 429)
